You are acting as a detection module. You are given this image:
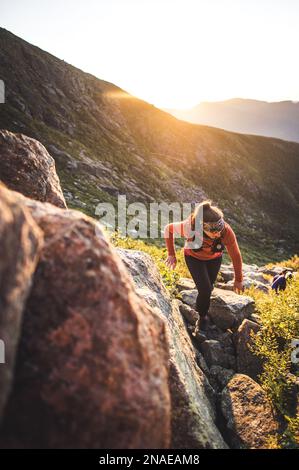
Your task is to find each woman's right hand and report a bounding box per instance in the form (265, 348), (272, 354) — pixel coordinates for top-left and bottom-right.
(165, 255), (177, 270)
(233, 280), (244, 294)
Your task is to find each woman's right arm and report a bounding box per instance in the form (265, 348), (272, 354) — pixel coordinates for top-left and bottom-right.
(163, 218), (190, 269)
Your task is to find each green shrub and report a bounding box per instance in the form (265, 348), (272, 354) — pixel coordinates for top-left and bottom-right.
(245, 263), (299, 448)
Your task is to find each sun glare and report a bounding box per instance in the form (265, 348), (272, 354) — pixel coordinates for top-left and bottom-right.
(1, 0), (299, 109)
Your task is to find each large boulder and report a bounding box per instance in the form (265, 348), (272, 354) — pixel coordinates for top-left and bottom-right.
(116, 248), (227, 449)
(209, 288), (255, 330)
(0, 184), (42, 421)
(221, 374), (279, 448)
(235, 319), (263, 380)
(180, 287), (255, 330)
(0, 191), (170, 449)
(0, 130), (66, 208)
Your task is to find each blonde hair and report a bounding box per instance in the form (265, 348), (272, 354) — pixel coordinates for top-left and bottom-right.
(191, 200), (224, 229)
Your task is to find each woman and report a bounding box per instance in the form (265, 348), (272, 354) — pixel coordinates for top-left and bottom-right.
(164, 200), (244, 331)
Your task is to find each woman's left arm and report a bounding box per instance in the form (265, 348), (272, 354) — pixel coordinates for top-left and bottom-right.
(224, 227), (244, 292)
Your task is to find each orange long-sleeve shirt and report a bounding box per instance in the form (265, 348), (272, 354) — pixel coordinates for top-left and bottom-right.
(164, 215), (243, 282)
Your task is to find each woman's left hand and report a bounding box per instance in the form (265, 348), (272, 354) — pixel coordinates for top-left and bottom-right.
(233, 280), (244, 294)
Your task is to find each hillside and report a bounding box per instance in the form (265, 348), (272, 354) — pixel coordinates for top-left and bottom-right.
(0, 133), (298, 449)
(165, 98), (299, 143)
(0, 28), (299, 264)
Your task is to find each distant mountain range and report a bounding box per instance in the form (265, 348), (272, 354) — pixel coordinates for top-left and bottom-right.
(164, 98), (299, 143)
(0, 28), (299, 263)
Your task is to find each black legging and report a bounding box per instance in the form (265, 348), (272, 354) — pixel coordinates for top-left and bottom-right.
(184, 253), (222, 317)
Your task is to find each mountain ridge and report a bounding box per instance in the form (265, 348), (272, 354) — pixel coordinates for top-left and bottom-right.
(164, 98), (299, 143)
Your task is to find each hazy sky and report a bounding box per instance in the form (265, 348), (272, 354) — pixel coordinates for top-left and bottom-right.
(1, 0), (299, 108)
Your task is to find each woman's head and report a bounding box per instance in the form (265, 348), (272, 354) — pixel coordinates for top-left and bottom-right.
(191, 200), (225, 238)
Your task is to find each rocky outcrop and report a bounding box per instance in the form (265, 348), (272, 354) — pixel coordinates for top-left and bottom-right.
(0, 184), (42, 421)
(180, 287), (255, 330)
(0, 190), (171, 449)
(0, 130), (66, 208)
(176, 280), (253, 393)
(116, 248), (227, 449)
(221, 374), (279, 449)
(217, 263), (272, 292)
(173, 270), (299, 448)
(215, 262), (295, 293)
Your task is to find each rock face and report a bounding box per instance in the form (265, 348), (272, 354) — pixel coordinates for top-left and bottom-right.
(0, 130), (66, 208)
(180, 287), (255, 330)
(0, 184), (42, 421)
(221, 374), (279, 448)
(0, 191), (171, 449)
(116, 248), (227, 449)
(235, 319), (263, 380)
